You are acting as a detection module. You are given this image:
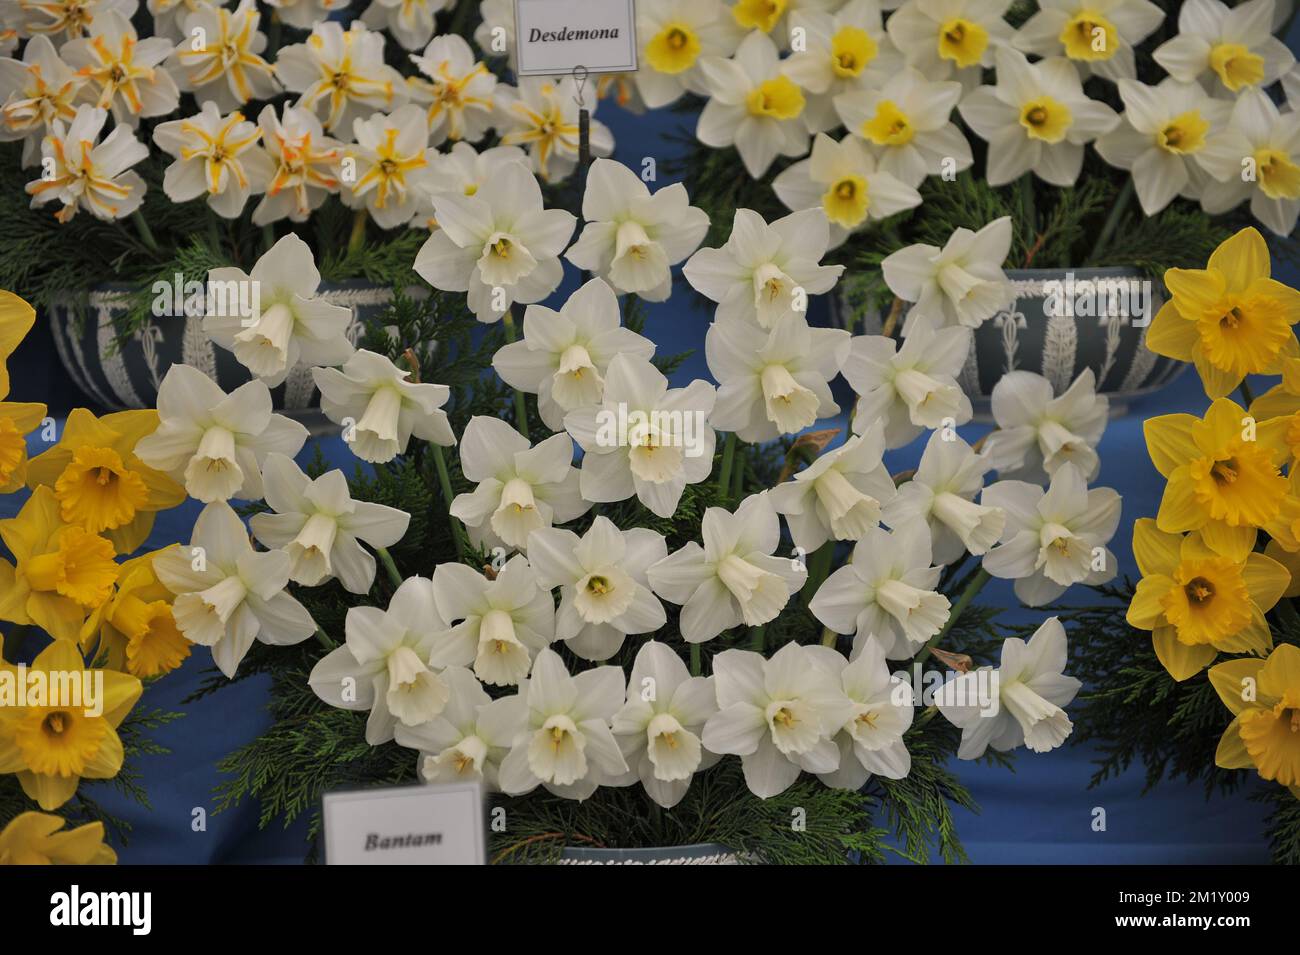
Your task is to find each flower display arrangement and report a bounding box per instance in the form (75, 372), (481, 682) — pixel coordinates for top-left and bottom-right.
(0, 291), (184, 865)
(0, 0), (1292, 865)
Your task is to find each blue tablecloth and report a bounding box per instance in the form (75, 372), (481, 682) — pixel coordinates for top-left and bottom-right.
(5, 93), (1291, 865)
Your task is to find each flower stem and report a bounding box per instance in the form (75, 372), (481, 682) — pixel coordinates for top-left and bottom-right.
(690, 642), (701, 676)
(347, 208), (368, 256)
(314, 627), (337, 651)
(431, 445), (465, 560)
(820, 626), (838, 648)
(501, 308), (530, 439)
(730, 445), (745, 501)
(261, 224), (277, 254)
(1238, 379), (1255, 408)
(1089, 179), (1134, 264)
(748, 626), (765, 652)
(914, 568), (990, 666)
(131, 210), (160, 255)
(375, 546), (404, 589)
(716, 432), (737, 492)
(801, 541), (834, 606)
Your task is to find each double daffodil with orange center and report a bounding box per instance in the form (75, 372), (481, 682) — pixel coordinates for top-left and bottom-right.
(1128, 520), (1288, 680)
(1210, 644), (1300, 791)
(0, 640), (141, 812)
(80, 549), (192, 679)
(501, 83), (582, 181)
(1144, 396), (1300, 558)
(1148, 227), (1300, 398)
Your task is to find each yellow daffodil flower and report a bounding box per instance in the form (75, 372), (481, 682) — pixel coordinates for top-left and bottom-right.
(1210, 643), (1300, 791)
(1144, 396), (1300, 559)
(0, 811), (116, 864)
(0, 639), (142, 811)
(26, 408), (185, 554)
(1264, 539), (1300, 598)
(0, 290), (47, 492)
(1128, 519), (1289, 680)
(80, 548), (191, 679)
(1249, 356), (1300, 467)
(1147, 227), (1300, 399)
(0, 289), (35, 399)
(0, 486), (118, 642)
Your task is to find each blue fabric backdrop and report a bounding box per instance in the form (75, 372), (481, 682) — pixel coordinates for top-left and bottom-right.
(6, 57), (1298, 863)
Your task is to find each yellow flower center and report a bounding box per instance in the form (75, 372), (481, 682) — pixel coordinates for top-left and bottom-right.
(830, 26), (877, 78)
(1157, 110), (1210, 155)
(1160, 557), (1252, 645)
(1208, 42), (1265, 92)
(53, 445), (150, 533)
(22, 526), (117, 609)
(732, 0), (787, 33)
(14, 706), (108, 778)
(822, 174), (870, 228)
(1059, 11), (1118, 61)
(745, 76), (804, 120)
(0, 416), (25, 485)
(123, 600), (191, 678)
(1237, 701), (1300, 786)
(862, 99), (914, 146)
(1196, 292), (1293, 379)
(1020, 96), (1072, 143)
(1254, 148), (1300, 201)
(937, 17), (988, 69)
(646, 23), (700, 74)
(1188, 441), (1287, 527)
(585, 575), (611, 596)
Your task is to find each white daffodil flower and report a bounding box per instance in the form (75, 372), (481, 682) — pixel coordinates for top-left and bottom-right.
(154, 501), (315, 678)
(362, 0), (453, 52)
(982, 369), (1109, 483)
(168, 0), (278, 111)
(260, 0), (353, 33)
(725, 0), (843, 46)
(153, 101), (274, 219)
(1196, 88), (1300, 238)
(429, 556), (556, 687)
(881, 217), (1014, 332)
(842, 324), (973, 449)
(781, 0), (902, 133)
(414, 160), (576, 323)
(202, 233), (355, 385)
(251, 104), (344, 226)
(250, 454), (411, 593)
(1153, 0), (1295, 97)
(1013, 0), (1165, 82)
(340, 105), (436, 230)
(1094, 78), (1231, 215)
(834, 67), (972, 189)
(959, 48), (1120, 187)
(308, 576), (451, 743)
(393, 666), (527, 791)
(611, 641), (718, 808)
(564, 355), (718, 519)
(707, 313), (849, 442)
(683, 207), (844, 330)
(135, 365), (308, 503)
(0, 35), (86, 167)
(981, 462), (1120, 606)
(414, 142), (529, 229)
(886, 0), (1015, 87)
(804, 636), (913, 789)
(60, 11), (177, 125)
(770, 421), (896, 553)
(773, 133), (922, 247)
(938, 616), (1081, 758)
(497, 647), (628, 800)
(275, 20), (409, 134)
(883, 430), (1006, 564)
(497, 75), (615, 182)
(149, 0), (234, 41)
(810, 523), (950, 659)
(313, 350), (455, 464)
(493, 277), (655, 432)
(647, 492), (806, 643)
(696, 30), (809, 178)
(16, 0), (136, 44)
(701, 642), (855, 798)
(565, 158), (710, 300)
(25, 104), (146, 222)
(407, 33), (497, 144)
(529, 517), (668, 661)
(635, 0), (738, 109)
(448, 416), (587, 553)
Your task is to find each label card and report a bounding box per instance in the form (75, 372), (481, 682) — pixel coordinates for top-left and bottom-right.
(514, 0), (638, 76)
(322, 782), (486, 865)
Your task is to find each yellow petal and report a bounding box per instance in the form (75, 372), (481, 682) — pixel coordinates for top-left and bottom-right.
(30, 637), (86, 674)
(1192, 350), (1242, 399)
(1156, 469), (1204, 533)
(1153, 627), (1217, 681)
(1264, 539), (1300, 597)
(105, 510), (155, 557)
(1196, 397), (1250, 453)
(1198, 520), (1256, 562)
(1164, 267), (1225, 314)
(1242, 552), (1291, 611)
(1208, 657), (1267, 714)
(1214, 715), (1254, 770)
(1208, 226), (1269, 295)
(99, 669), (143, 728)
(0, 291), (36, 402)
(1212, 606), (1272, 655)
(80, 728), (124, 779)
(1128, 574), (1173, 629)
(1145, 301), (1198, 360)
(1248, 383), (1300, 420)
(17, 770), (79, 812)
(1258, 643), (1300, 702)
(1132, 518), (1181, 576)
(1143, 414), (1199, 475)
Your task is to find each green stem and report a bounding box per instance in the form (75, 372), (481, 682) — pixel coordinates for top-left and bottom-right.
(748, 626), (765, 652)
(690, 642), (701, 677)
(314, 627), (337, 651)
(501, 309), (530, 439)
(730, 444), (745, 501)
(131, 210), (160, 254)
(1019, 174), (1035, 239)
(2, 625), (30, 662)
(432, 445), (465, 560)
(375, 546), (404, 589)
(1089, 179), (1134, 264)
(800, 541), (834, 606)
(1238, 379), (1255, 408)
(716, 432), (737, 492)
(261, 224), (277, 254)
(913, 568), (990, 666)
(819, 627), (838, 648)
(347, 208), (368, 256)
